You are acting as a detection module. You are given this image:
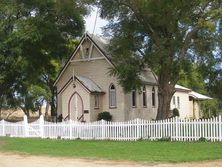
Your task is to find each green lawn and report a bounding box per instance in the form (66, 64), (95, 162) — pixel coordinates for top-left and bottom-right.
(0, 137), (222, 163)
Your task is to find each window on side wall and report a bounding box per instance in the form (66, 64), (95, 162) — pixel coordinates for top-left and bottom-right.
(109, 84), (116, 108)
(132, 89), (137, 107)
(173, 96), (176, 105)
(152, 86), (156, 107)
(142, 86), (147, 107)
(94, 94), (99, 109)
(177, 96), (180, 109)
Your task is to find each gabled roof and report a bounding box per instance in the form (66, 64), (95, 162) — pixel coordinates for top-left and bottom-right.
(75, 75), (103, 93)
(188, 91), (212, 100)
(53, 32), (114, 86)
(175, 84), (212, 100)
(54, 32), (158, 86)
(175, 84), (191, 92)
(139, 69), (158, 85)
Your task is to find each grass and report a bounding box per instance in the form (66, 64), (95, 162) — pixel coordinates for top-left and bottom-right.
(0, 137), (222, 163)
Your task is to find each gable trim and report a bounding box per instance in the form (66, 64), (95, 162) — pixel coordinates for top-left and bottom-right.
(53, 35), (86, 86)
(58, 77), (73, 95)
(70, 57), (105, 63)
(53, 33), (114, 86)
(86, 33), (115, 67)
(58, 76), (104, 95)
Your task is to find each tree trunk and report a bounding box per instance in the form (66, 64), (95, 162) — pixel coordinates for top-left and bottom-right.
(156, 65), (175, 120)
(45, 102), (49, 117)
(156, 86), (173, 120)
(48, 80), (56, 118)
(38, 106), (42, 117)
(26, 110), (30, 118)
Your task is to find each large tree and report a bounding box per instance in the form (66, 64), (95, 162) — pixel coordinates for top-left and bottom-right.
(96, 0), (222, 119)
(0, 0), (89, 118)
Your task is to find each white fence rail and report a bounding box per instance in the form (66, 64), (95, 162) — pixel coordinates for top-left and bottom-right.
(0, 115), (221, 141)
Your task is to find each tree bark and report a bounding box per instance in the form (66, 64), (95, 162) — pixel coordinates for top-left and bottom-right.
(156, 64), (175, 120)
(156, 85), (173, 120)
(38, 106), (42, 117)
(45, 102), (49, 117)
(26, 110), (30, 118)
(49, 80), (56, 117)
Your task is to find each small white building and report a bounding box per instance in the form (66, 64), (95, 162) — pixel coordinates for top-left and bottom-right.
(54, 33), (211, 122)
(171, 85), (212, 119)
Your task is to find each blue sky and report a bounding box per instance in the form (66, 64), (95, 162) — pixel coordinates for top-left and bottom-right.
(84, 8), (108, 35)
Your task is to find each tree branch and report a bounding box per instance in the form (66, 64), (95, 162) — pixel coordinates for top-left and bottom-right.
(117, 1), (161, 45)
(180, 26), (200, 58)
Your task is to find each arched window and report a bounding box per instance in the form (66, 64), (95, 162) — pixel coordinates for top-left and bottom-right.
(109, 84), (116, 108)
(142, 86), (147, 107)
(132, 89), (136, 107)
(177, 96), (180, 109)
(94, 94), (99, 109)
(152, 87), (156, 107)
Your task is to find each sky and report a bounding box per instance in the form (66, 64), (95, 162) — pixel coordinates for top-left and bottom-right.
(84, 8), (108, 35)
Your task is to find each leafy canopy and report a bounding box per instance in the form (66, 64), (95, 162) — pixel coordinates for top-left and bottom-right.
(95, 0), (222, 119)
(0, 0), (89, 115)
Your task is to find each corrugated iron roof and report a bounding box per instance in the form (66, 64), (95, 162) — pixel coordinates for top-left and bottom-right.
(75, 75), (103, 93)
(175, 84), (191, 91)
(188, 91), (212, 100)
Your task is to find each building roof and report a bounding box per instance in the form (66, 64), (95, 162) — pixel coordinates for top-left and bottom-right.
(188, 91), (212, 100)
(175, 84), (212, 100)
(75, 75), (103, 93)
(139, 69), (158, 85)
(175, 84), (191, 92)
(87, 33), (109, 54)
(87, 33), (158, 85)
(54, 32), (158, 86)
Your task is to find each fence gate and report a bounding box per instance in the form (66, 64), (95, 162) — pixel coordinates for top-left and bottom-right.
(24, 115), (44, 138)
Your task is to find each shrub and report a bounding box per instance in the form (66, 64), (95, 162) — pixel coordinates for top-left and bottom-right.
(97, 111), (112, 121)
(172, 108), (180, 117)
(57, 114), (63, 122)
(157, 137), (171, 141)
(198, 137), (209, 142)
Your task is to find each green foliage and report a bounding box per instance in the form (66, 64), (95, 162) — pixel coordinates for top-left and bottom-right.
(97, 111), (112, 121)
(172, 108), (180, 117)
(96, 0), (222, 119)
(178, 65), (207, 94)
(198, 137), (209, 142)
(157, 137), (171, 142)
(200, 99), (222, 118)
(0, 0), (88, 115)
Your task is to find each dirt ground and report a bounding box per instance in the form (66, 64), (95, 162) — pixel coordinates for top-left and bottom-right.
(0, 152), (222, 167)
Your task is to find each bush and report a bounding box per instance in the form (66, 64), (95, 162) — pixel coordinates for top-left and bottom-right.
(97, 111), (112, 121)
(57, 114), (63, 122)
(157, 137), (171, 142)
(198, 137), (209, 142)
(172, 108), (180, 117)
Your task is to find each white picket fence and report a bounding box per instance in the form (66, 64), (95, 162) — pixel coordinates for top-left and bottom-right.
(0, 115), (222, 141)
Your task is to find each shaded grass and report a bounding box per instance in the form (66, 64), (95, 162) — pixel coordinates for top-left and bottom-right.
(0, 137), (222, 163)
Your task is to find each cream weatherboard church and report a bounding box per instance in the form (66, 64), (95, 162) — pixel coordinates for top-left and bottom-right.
(53, 33), (211, 122)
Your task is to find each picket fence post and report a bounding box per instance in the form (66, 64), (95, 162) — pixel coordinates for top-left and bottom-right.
(39, 115), (44, 138)
(69, 119), (72, 139)
(24, 115), (29, 137)
(136, 118), (140, 140)
(101, 120), (105, 140)
(219, 115), (222, 142)
(2, 119), (5, 136)
(175, 117), (179, 141)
